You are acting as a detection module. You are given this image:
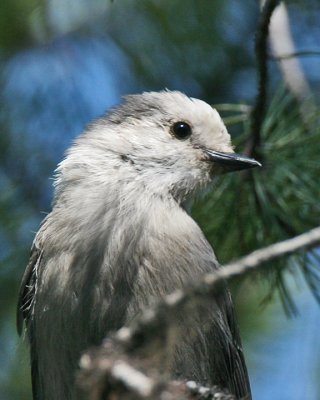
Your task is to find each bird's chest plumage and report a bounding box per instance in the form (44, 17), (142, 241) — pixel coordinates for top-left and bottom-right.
(30, 198), (223, 400)
(88, 204), (217, 332)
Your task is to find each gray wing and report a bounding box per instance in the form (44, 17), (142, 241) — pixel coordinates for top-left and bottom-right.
(17, 242), (42, 400)
(17, 243), (42, 335)
(212, 289), (252, 399)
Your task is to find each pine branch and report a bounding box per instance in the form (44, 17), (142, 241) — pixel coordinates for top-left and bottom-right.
(222, 226), (320, 277)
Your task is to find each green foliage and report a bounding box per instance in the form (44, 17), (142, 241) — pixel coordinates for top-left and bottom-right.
(0, 0), (45, 53)
(193, 88), (320, 312)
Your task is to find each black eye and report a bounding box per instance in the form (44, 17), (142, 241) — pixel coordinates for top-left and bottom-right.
(171, 121), (192, 140)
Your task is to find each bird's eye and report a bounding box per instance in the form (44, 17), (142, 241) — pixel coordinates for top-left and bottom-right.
(171, 121), (192, 140)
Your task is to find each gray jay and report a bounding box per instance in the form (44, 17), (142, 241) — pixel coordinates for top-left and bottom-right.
(17, 90), (260, 400)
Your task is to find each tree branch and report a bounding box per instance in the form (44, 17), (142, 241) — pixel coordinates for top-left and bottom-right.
(247, 0), (280, 157)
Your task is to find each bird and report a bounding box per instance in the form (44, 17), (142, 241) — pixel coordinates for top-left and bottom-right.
(17, 90), (260, 400)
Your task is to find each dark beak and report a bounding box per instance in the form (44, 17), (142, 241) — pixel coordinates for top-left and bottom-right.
(206, 150), (261, 171)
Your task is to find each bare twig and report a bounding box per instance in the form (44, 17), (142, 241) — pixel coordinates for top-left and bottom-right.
(222, 226), (320, 277)
(78, 341), (236, 400)
(247, 0), (280, 157)
(270, 50), (320, 60)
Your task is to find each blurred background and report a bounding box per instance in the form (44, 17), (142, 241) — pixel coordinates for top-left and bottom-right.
(1, 0), (320, 399)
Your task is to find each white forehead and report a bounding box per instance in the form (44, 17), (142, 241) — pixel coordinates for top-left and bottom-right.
(149, 91), (232, 152)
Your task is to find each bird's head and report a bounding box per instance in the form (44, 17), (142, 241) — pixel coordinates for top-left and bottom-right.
(57, 90), (260, 203)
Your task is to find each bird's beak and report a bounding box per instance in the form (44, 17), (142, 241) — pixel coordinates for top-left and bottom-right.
(206, 150), (261, 171)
